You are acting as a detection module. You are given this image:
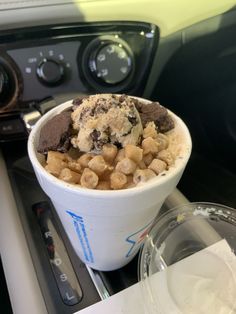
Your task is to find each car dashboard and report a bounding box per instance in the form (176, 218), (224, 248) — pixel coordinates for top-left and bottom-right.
(1, 1), (236, 314)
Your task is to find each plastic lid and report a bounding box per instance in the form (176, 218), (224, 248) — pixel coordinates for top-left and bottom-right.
(139, 202), (236, 313)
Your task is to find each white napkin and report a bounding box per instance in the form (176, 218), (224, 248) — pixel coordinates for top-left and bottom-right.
(77, 239), (236, 314)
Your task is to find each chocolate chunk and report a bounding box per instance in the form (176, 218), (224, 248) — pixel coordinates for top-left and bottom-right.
(128, 114), (137, 126)
(94, 102), (109, 114)
(37, 111), (72, 154)
(119, 94), (127, 103)
(79, 107), (90, 121)
(90, 107), (95, 117)
(72, 95), (88, 110)
(113, 141), (122, 149)
(131, 97), (143, 111)
(135, 101), (174, 132)
(90, 129), (101, 141)
(154, 110), (175, 133)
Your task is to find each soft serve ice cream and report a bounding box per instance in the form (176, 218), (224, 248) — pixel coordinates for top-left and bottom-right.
(37, 94), (182, 190)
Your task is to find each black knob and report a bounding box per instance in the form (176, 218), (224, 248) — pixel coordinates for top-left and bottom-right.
(0, 64), (15, 108)
(90, 43), (133, 85)
(37, 59), (64, 86)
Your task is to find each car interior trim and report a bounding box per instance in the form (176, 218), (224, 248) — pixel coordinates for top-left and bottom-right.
(0, 0), (235, 37)
(0, 150), (48, 314)
(144, 8), (236, 98)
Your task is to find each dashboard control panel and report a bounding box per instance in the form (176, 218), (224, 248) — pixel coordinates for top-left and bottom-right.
(7, 41), (82, 102)
(0, 22), (158, 113)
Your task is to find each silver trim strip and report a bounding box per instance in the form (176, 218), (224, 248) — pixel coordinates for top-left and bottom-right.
(22, 109), (42, 132)
(86, 265), (110, 300)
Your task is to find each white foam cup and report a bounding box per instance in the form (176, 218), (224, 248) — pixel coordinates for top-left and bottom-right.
(28, 97), (192, 271)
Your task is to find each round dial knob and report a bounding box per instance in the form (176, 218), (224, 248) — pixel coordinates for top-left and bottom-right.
(0, 64), (15, 108)
(90, 43), (132, 85)
(37, 59), (64, 86)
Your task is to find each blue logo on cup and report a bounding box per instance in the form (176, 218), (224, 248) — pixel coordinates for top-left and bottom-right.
(66, 211), (94, 263)
(125, 221), (153, 257)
